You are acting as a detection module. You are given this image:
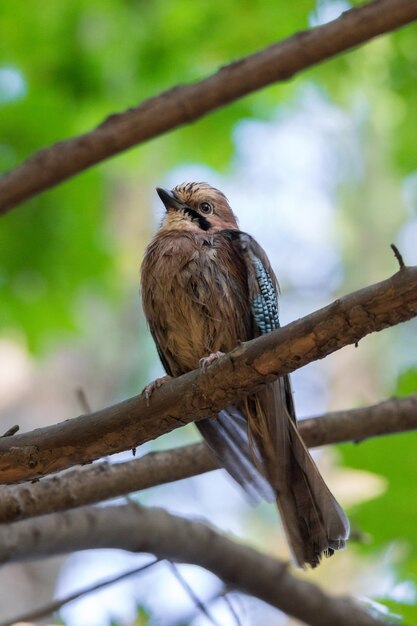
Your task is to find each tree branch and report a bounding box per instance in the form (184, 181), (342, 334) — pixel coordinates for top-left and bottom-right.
(1, 0), (416, 213)
(0, 504), (386, 626)
(1, 393), (416, 523)
(0, 265), (416, 484)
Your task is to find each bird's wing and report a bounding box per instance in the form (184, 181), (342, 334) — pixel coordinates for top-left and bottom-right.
(235, 232), (281, 335)
(231, 231), (349, 567)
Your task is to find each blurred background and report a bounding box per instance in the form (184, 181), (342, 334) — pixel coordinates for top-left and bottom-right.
(1, 0), (417, 624)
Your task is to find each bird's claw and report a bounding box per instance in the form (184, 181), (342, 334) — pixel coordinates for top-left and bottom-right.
(142, 375), (172, 404)
(199, 351), (224, 372)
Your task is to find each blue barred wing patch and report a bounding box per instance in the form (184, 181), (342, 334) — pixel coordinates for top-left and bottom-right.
(251, 256), (280, 334)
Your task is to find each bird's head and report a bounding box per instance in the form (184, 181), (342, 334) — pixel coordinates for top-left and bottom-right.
(156, 182), (238, 232)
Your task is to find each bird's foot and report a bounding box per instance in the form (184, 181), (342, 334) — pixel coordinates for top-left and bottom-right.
(199, 351), (224, 372)
(142, 375), (173, 404)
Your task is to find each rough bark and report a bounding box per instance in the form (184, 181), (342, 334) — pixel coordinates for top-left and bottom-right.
(1, 393), (416, 523)
(0, 265), (416, 484)
(1, 0), (416, 213)
(0, 504), (387, 626)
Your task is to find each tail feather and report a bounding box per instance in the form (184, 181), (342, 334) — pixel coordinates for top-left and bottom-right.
(246, 376), (349, 568)
(196, 376), (349, 568)
(196, 408), (274, 504)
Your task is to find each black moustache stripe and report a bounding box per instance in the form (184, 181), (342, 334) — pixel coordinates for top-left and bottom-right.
(182, 206), (211, 231)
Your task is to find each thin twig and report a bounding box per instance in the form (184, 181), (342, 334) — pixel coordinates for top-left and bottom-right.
(168, 562), (222, 626)
(221, 591), (243, 626)
(76, 387), (92, 414)
(124, 496), (221, 626)
(390, 243), (406, 270)
(0, 425), (19, 438)
(0, 558), (161, 626)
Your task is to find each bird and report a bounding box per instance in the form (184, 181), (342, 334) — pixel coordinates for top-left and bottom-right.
(140, 182), (349, 568)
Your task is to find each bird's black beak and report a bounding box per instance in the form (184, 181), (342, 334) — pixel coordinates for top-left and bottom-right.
(156, 187), (184, 212)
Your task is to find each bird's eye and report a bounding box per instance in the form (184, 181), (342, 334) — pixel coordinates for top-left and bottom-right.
(199, 202), (213, 215)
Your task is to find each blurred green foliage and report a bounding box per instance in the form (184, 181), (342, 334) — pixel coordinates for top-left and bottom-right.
(341, 431), (417, 561)
(131, 606), (151, 626)
(0, 0), (317, 350)
(396, 368), (417, 398)
(2, 0), (416, 350)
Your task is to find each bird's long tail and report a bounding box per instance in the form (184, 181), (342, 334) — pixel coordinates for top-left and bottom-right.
(198, 376), (349, 568)
(246, 375), (350, 568)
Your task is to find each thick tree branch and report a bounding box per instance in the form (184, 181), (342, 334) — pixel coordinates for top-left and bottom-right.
(0, 504), (386, 626)
(0, 265), (416, 484)
(0, 444), (215, 523)
(1, 393), (416, 524)
(1, 0), (416, 213)
(298, 392), (417, 447)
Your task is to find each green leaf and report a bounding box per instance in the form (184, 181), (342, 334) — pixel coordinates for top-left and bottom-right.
(395, 368), (417, 398)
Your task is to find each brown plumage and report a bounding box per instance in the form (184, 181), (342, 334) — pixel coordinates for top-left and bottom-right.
(141, 182), (349, 567)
